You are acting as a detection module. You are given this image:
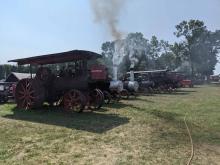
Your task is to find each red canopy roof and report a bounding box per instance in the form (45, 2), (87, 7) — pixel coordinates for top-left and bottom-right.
(8, 50), (102, 65)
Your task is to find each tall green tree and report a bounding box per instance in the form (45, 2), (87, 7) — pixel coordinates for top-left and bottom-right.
(148, 36), (161, 69)
(174, 19), (219, 77)
(156, 40), (174, 70)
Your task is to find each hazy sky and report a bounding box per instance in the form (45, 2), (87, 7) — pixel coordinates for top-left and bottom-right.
(0, 0), (220, 73)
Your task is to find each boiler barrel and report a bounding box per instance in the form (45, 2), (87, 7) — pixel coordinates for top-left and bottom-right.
(52, 77), (89, 91)
(124, 81), (139, 92)
(109, 80), (123, 92)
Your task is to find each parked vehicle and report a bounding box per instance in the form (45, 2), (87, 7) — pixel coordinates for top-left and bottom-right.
(125, 70), (186, 93)
(0, 82), (11, 103)
(9, 50), (125, 112)
(180, 79), (193, 88)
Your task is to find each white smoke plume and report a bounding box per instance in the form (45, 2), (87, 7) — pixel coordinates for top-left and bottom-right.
(90, 2), (149, 79)
(90, 0), (126, 39)
(111, 35), (149, 66)
(113, 40), (125, 65)
(125, 33), (149, 68)
(112, 34), (149, 77)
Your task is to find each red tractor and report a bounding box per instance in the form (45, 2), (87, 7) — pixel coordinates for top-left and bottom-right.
(9, 50), (116, 112)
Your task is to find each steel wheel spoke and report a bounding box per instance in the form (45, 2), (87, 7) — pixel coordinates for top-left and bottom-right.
(19, 95), (26, 100)
(29, 95), (35, 99)
(21, 83), (25, 92)
(18, 90), (25, 95)
(15, 78), (38, 109)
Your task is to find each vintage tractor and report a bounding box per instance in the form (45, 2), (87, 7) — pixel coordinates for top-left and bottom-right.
(125, 69), (182, 94)
(0, 82), (11, 103)
(9, 50), (114, 112)
(121, 67), (139, 99)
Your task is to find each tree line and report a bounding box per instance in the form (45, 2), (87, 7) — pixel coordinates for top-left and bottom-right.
(100, 20), (220, 78)
(0, 65), (31, 80)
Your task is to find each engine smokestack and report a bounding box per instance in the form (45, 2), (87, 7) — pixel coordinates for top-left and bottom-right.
(130, 67), (134, 81)
(110, 64), (123, 92)
(123, 65), (139, 92)
(113, 64), (118, 81)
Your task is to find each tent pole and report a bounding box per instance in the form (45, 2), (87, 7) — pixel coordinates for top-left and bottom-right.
(30, 64), (33, 79)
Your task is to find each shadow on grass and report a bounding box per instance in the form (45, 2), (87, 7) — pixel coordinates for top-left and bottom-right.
(3, 107), (129, 134)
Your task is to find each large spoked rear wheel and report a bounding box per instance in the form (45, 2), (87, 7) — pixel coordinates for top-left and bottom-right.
(63, 89), (86, 113)
(15, 78), (45, 110)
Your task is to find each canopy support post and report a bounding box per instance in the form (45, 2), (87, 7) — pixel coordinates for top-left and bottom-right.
(30, 64), (33, 79)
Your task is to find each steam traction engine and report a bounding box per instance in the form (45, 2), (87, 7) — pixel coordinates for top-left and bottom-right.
(121, 67), (139, 99)
(9, 50), (113, 112)
(124, 69), (182, 94)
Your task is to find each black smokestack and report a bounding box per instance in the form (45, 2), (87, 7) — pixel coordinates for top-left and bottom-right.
(90, 0), (126, 39)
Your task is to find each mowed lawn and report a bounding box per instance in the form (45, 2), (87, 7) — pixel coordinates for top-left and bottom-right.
(0, 85), (220, 165)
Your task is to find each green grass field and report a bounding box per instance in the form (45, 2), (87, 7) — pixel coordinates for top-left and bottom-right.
(0, 85), (220, 165)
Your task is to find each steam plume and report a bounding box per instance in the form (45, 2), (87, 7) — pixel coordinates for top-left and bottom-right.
(90, 0), (125, 39)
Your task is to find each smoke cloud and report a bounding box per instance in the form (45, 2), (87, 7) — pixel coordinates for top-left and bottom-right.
(90, 0), (126, 39)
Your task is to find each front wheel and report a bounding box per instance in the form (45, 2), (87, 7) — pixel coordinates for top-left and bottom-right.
(63, 89), (86, 113)
(15, 78), (45, 109)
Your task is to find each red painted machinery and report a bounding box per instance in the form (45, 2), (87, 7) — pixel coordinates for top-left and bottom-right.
(180, 79), (193, 88)
(9, 50), (112, 112)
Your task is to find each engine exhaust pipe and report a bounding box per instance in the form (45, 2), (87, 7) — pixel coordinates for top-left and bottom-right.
(113, 64), (118, 81)
(110, 64), (123, 92)
(130, 67), (134, 81)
